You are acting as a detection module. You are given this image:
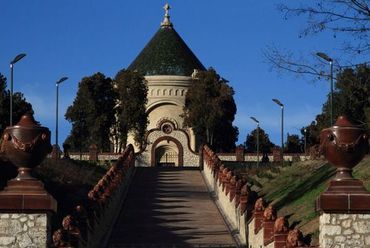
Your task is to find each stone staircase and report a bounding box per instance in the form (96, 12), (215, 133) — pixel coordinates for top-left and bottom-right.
(106, 168), (237, 248)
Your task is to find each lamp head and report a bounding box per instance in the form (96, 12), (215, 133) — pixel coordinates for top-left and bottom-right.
(10, 53), (26, 65)
(272, 98), (284, 107)
(250, 116), (259, 124)
(316, 52), (333, 62)
(56, 77), (68, 85)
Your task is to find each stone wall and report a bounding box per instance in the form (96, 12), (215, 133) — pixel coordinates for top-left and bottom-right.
(320, 213), (370, 248)
(217, 154), (237, 161)
(218, 153), (309, 162)
(67, 151), (310, 163)
(202, 145), (255, 246)
(247, 218), (264, 248)
(0, 213), (49, 248)
(69, 153), (119, 161)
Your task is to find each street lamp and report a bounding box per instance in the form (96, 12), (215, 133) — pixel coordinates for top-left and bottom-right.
(272, 99), (284, 160)
(317, 52), (334, 126)
(10, 53), (26, 126)
(250, 116), (260, 167)
(56, 76), (68, 156)
(304, 128), (307, 157)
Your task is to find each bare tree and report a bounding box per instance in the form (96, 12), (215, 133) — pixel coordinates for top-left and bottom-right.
(264, 45), (328, 78)
(279, 0), (370, 54)
(265, 1), (370, 79)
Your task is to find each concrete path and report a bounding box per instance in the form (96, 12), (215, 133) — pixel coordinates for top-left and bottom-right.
(107, 168), (237, 248)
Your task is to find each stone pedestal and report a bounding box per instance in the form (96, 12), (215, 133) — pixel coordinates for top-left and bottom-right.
(317, 116), (370, 248)
(0, 180), (56, 211)
(319, 213), (370, 248)
(0, 177), (57, 248)
(317, 179), (370, 248)
(0, 213), (50, 247)
(316, 180), (370, 213)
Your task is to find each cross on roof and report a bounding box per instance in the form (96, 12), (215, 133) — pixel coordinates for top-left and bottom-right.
(161, 3), (173, 28)
(164, 3), (170, 17)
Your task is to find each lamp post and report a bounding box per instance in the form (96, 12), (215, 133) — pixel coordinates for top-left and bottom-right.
(55, 77), (68, 156)
(317, 52), (334, 126)
(9, 53), (26, 126)
(272, 98), (284, 161)
(304, 128), (307, 157)
(250, 116), (260, 167)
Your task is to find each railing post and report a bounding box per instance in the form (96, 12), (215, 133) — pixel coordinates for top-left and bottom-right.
(263, 205), (276, 245)
(89, 144), (98, 162)
(235, 145), (245, 162)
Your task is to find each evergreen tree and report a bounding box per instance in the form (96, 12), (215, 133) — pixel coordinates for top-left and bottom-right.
(300, 121), (320, 149)
(183, 68), (238, 152)
(114, 69), (148, 151)
(285, 133), (302, 153)
(65, 73), (115, 152)
(0, 73), (33, 133)
(245, 128), (274, 153)
(333, 64), (369, 125)
(302, 64), (370, 144)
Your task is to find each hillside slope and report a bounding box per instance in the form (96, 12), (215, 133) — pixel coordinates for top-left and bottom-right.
(242, 156), (370, 245)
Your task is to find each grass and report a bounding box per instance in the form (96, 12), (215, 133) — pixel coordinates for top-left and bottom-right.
(0, 156), (108, 230)
(223, 155), (370, 246)
(353, 156), (370, 191)
(33, 158), (108, 230)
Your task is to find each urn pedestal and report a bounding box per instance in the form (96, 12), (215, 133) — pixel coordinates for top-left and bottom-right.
(0, 114), (56, 247)
(316, 116), (370, 213)
(316, 116), (370, 248)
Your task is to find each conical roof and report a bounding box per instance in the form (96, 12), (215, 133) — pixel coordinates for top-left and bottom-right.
(128, 5), (205, 76)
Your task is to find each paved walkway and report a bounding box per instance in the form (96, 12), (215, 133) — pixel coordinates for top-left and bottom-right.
(107, 168), (237, 248)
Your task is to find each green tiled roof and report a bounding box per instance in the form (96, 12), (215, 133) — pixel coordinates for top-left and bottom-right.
(128, 26), (205, 76)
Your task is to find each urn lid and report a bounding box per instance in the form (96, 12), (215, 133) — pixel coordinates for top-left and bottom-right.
(332, 116), (359, 128)
(12, 113), (45, 130)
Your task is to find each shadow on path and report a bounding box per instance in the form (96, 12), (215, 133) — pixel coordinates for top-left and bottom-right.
(107, 168), (236, 248)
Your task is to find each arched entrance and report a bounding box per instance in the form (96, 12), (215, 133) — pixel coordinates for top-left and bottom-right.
(155, 145), (178, 167)
(151, 136), (183, 167)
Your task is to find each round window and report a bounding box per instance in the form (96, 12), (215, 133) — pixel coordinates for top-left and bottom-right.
(162, 124), (173, 134)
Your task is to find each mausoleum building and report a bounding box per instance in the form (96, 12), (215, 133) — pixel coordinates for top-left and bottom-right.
(128, 4), (204, 167)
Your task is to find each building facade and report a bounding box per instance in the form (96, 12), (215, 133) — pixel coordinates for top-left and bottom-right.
(128, 4), (204, 167)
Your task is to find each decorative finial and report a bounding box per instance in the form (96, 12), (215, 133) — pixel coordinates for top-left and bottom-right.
(191, 69), (199, 79)
(161, 3), (173, 28)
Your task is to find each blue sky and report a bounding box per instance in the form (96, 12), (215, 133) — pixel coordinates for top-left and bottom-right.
(0, 1), (365, 147)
